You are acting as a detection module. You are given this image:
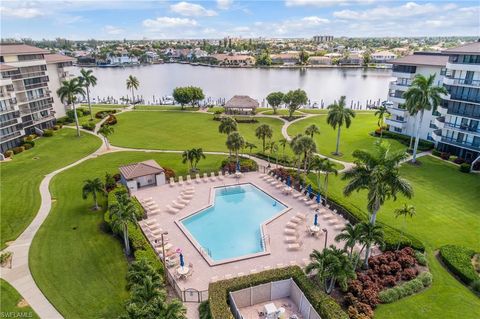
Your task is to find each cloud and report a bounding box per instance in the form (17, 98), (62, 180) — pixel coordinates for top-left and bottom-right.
(285, 0), (374, 7)
(217, 0), (233, 10)
(170, 2), (217, 17)
(142, 17), (198, 30)
(103, 25), (124, 35)
(0, 5), (44, 18)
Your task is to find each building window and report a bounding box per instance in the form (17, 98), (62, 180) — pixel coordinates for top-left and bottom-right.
(394, 127), (402, 133)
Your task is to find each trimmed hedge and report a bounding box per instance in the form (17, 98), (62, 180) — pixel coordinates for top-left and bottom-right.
(254, 152), (295, 167)
(104, 185), (163, 274)
(82, 122), (96, 131)
(374, 130), (434, 151)
(378, 271), (432, 303)
(459, 163), (471, 173)
(199, 301), (212, 319)
(439, 245), (478, 285)
(209, 266), (348, 319)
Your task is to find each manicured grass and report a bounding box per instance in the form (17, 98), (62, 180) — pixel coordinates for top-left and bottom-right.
(109, 111), (285, 151)
(29, 151), (227, 318)
(308, 156), (480, 318)
(261, 109), (303, 116)
(0, 279), (39, 319)
(0, 129), (101, 249)
(134, 105), (196, 111)
(288, 113), (407, 162)
(300, 109), (329, 114)
(81, 103), (127, 109)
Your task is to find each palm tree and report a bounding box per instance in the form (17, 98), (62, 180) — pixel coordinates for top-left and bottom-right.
(130, 275), (164, 304)
(97, 125), (114, 150)
(295, 135), (317, 171)
(218, 116), (237, 135)
(327, 96), (356, 155)
(279, 138), (288, 162)
(126, 75), (140, 104)
(192, 148), (206, 171)
(343, 142), (413, 225)
(403, 74), (447, 163)
(335, 223), (362, 259)
(394, 204), (416, 249)
(266, 141), (279, 168)
(305, 124), (320, 139)
(255, 124), (273, 153)
(226, 132), (245, 164)
(357, 221), (384, 268)
(109, 193), (137, 256)
(374, 105), (390, 140)
(320, 158), (338, 203)
(244, 141), (257, 158)
(82, 178), (105, 210)
(182, 149), (195, 171)
(78, 68), (97, 120)
(57, 78), (85, 137)
(126, 259), (161, 290)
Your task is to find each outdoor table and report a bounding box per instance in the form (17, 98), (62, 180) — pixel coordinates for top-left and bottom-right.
(283, 187), (292, 195)
(309, 225), (320, 235)
(176, 266), (190, 276)
(264, 303), (278, 318)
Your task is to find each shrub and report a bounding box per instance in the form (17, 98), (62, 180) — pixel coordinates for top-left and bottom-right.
(401, 268), (418, 281)
(163, 167), (176, 180)
(379, 274), (431, 304)
(452, 157), (465, 164)
(440, 152), (450, 160)
(52, 125), (61, 131)
(415, 251), (428, 266)
(4, 150), (14, 158)
(431, 149), (441, 157)
(43, 129), (54, 137)
(418, 271), (433, 287)
(459, 163), (471, 173)
(25, 135), (35, 142)
(199, 301), (212, 319)
(220, 157), (258, 173)
(103, 114), (117, 126)
(82, 122), (96, 131)
(471, 279), (480, 293)
(209, 266), (347, 319)
(439, 245), (478, 285)
(95, 109), (116, 119)
(23, 143), (32, 150)
(12, 146), (25, 154)
(378, 288), (400, 303)
(66, 108), (84, 121)
(56, 116), (72, 125)
(374, 130), (434, 150)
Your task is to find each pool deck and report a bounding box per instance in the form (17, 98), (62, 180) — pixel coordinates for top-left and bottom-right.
(133, 172), (350, 294)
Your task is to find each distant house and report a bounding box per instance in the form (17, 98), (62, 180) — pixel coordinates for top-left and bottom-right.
(308, 56), (332, 65)
(342, 53), (362, 65)
(371, 51), (397, 63)
(108, 51), (139, 64)
(271, 53), (300, 65)
(225, 95), (259, 114)
(119, 160), (166, 192)
(212, 54), (255, 66)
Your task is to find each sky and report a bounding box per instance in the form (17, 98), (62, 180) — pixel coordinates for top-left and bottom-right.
(1, 0), (479, 40)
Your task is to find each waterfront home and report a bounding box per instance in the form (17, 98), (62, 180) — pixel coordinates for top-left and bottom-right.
(225, 95), (259, 114)
(308, 56), (332, 65)
(212, 54), (255, 67)
(108, 50), (139, 65)
(271, 53), (300, 65)
(371, 50), (397, 63)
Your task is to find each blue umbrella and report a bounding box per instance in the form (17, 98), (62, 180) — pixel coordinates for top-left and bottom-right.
(236, 161), (241, 172)
(307, 185), (312, 197)
(287, 176), (291, 187)
(180, 253), (185, 268)
(316, 193), (321, 204)
(314, 214), (318, 226)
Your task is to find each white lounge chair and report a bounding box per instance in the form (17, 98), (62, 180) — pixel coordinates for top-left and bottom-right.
(202, 173), (209, 182)
(145, 204), (158, 210)
(286, 222), (297, 229)
(165, 205), (179, 214)
(169, 177), (175, 187)
(172, 201), (186, 209)
(186, 175), (192, 185)
(284, 236), (298, 243)
(181, 194), (194, 200)
(291, 216), (303, 224)
(209, 172), (216, 181)
(177, 197), (189, 205)
(178, 176), (184, 186)
(287, 242), (302, 251)
(218, 171), (224, 181)
(292, 192), (303, 198)
(195, 173), (201, 184)
(284, 228), (297, 235)
(148, 209), (161, 216)
(296, 212), (307, 220)
(140, 197), (153, 204)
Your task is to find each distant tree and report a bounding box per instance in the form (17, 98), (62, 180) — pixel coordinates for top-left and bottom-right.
(57, 77), (85, 137)
(78, 68), (97, 120)
(266, 92), (284, 114)
(244, 141), (257, 157)
(188, 86), (205, 107)
(255, 50), (272, 66)
(126, 75), (139, 104)
(182, 149), (195, 171)
(255, 124), (273, 153)
(172, 87), (191, 109)
(82, 178), (105, 210)
(283, 89), (308, 119)
(299, 49), (309, 65)
(305, 124), (320, 138)
(327, 96), (356, 155)
(266, 140), (279, 167)
(362, 50), (372, 66)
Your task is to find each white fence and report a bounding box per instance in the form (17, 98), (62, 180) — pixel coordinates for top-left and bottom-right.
(229, 278), (321, 319)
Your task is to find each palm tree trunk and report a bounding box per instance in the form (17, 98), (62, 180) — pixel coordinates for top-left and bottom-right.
(409, 115), (418, 150)
(87, 87), (93, 120)
(93, 191), (98, 210)
(326, 277), (336, 294)
(262, 138), (266, 153)
(131, 88), (135, 105)
(124, 224), (130, 255)
(363, 244), (371, 268)
(412, 110), (424, 163)
(104, 136), (110, 150)
(335, 126), (341, 155)
(324, 174), (329, 203)
(379, 118), (383, 141)
(72, 101), (80, 137)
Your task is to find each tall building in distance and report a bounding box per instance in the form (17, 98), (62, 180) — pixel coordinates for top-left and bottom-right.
(45, 54), (75, 118)
(313, 35), (333, 43)
(0, 44), (76, 153)
(434, 42), (480, 161)
(386, 52), (448, 140)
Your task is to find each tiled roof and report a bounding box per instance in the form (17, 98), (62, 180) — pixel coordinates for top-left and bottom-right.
(442, 42), (480, 54)
(44, 53), (76, 64)
(0, 44), (49, 55)
(0, 64), (18, 71)
(391, 54), (448, 67)
(119, 160), (164, 180)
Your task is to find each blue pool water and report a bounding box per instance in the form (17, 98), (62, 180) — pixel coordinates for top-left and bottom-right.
(182, 184), (286, 261)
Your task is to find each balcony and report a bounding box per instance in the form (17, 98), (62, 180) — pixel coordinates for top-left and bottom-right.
(0, 118), (20, 128)
(385, 118), (407, 129)
(437, 135), (480, 152)
(434, 116), (445, 129)
(0, 130), (22, 142)
(387, 105), (408, 117)
(389, 80), (410, 91)
(444, 122), (480, 136)
(11, 71), (47, 80)
(443, 76), (480, 87)
(0, 105), (18, 115)
(432, 129), (442, 143)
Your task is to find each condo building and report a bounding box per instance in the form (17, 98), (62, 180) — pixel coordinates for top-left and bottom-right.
(386, 52), (448, 140)
(0, 44), (75, 153)
(433, 42), (480, 161)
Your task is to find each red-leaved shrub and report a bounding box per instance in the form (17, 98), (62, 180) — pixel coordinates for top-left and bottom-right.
(401, 268), (418, 280)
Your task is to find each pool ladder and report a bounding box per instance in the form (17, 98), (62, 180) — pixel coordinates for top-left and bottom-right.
(200, 246), (212, 257)
(260, 234), (270, 250)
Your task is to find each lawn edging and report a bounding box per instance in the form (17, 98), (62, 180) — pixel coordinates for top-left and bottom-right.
(439, 245), (479, 287)
(208, 266), (348, 319)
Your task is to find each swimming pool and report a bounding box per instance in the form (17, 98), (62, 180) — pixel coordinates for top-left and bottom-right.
(181, 184), (287, 262)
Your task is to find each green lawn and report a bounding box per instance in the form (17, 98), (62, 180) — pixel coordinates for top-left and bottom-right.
(261, 109), (303, 116)
(309, 156), (480, 318)
(288, 113), (407, 162)
(80, 103), (127, 109)
(29, 151), (227, 318)
(0, 279), (39, 318)
(0, 129), (101, 249)
(109, 111), (285, 151)
(134, 105), (197, 111)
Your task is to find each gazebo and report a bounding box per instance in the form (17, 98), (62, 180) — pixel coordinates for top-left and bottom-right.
(119, 160), (165, 192)
(224, 95), (259, 115)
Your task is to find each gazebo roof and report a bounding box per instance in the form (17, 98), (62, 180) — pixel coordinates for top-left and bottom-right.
(225, 95), (259, 109)
(119, 160), (163, 180)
